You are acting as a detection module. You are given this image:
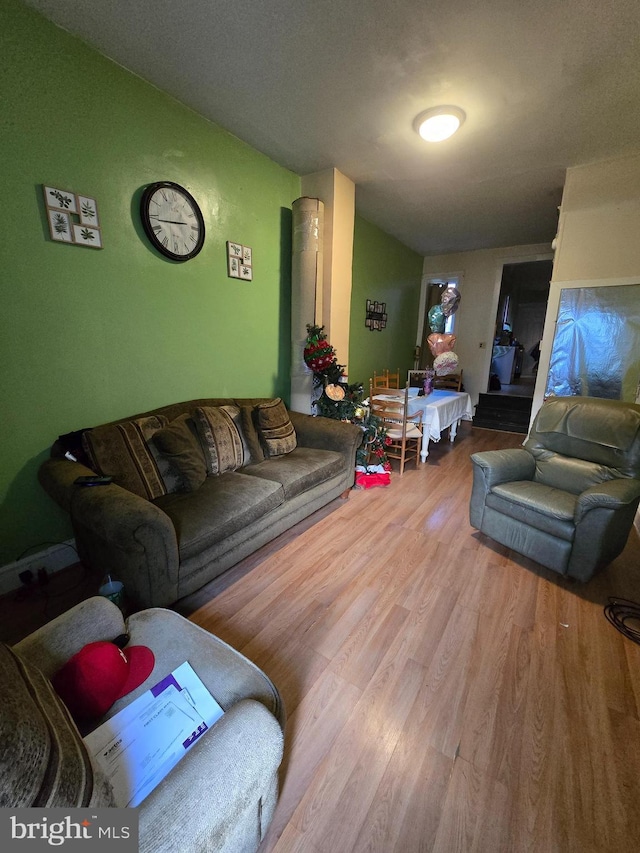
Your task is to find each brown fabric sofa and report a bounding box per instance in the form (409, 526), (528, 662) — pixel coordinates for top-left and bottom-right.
(39, 397), (363, 608)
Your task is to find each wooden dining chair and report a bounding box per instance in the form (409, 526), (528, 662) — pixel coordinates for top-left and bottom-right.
(433, 370), (463, 391)
(369, 381), (422, 475)
(372, 370), (389, 389)
(386, 368), (401, 389)
(408, 369), (427, 387)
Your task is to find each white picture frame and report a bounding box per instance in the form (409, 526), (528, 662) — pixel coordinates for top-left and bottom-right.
(43, 185), (78, 214)
(77, 195), (100, 228)
(228, 254), (241, 278)
(240, 264), (253, 281)
(47, 209), (74, 243)
(72, 223), (103, 249)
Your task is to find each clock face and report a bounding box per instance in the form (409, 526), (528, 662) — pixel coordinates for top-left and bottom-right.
(140, 181), (205, 261)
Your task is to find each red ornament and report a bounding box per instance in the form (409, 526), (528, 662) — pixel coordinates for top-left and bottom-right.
(303, 339), (335, 372)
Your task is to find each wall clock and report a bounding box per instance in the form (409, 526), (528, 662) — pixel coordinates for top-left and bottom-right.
(140, 181), (205, 261)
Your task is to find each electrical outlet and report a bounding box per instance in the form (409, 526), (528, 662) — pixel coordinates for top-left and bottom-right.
(479, 341), (486, 348)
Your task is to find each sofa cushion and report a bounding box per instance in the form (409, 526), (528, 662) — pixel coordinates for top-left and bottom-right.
(82, 416), (184, 499)
(219, 404), (255, 464)
(193, 406), (246, 475)
(256, 398), (297, 457)
(241, 447), (345, 499)
(240, 405), (265, 463)
(0, 643), (115, 808)
(153, 414), (207, 492)
(154, 471), (284, 560)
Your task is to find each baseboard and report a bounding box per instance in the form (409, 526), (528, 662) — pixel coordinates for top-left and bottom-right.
(0, 540), (78, 596)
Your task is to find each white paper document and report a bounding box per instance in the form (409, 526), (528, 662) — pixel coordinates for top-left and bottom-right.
(84, 661), (224, 807)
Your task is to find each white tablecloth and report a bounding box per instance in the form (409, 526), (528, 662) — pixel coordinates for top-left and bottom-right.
(374, 389), (473, 461)
(408, 389), (473, 441)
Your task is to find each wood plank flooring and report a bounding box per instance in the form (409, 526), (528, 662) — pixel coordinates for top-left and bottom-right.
(176, 422), (640, 853)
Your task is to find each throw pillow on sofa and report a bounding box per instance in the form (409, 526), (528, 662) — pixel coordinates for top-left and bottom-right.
(256, 398), (297, 457)
(82, 416), (185, 499)
(193, 406), (246, 475)
(153, 414), (207, 492)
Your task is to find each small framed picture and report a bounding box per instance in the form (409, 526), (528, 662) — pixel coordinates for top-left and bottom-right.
(72, 223), (103, 249)
(43, 185), (78, 214)
(47, 209), (74, 243)
(228, 254), (241, 278)
(77, 195), (100, 228)
(242, 246), (252, 265)
(240, 264), (253, 281)
(227, 241), (243, 258)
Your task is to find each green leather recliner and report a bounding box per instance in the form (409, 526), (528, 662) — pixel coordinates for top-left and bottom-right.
(469, 396), (640, 581)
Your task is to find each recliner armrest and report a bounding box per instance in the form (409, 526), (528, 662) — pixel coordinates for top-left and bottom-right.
(470, 448), (535, 488)
(139, 699), (284, 853)
(14, 596), (125, 678)
(575, 477), (640, 522)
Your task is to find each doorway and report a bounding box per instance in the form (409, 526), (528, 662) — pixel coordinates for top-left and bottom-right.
(490, 260), (552, 397)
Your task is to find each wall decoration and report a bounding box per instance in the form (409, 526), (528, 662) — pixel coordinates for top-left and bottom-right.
(77, 195), (100, 228)
(43, 185), (103, 248)
(365, 299), (387, 331)
(47, 209), (74, 243)
(227, 241), (252, 280)
(72, 223), (103, 249)
(44, 185), (77, 214)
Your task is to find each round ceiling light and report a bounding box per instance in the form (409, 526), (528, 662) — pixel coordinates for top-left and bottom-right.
(414, 106), (466, 142)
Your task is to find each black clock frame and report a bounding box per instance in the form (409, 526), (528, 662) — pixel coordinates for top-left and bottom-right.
(140, 181), (205, 261)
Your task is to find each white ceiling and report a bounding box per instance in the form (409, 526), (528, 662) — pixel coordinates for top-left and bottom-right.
(23, 0), (640, 256)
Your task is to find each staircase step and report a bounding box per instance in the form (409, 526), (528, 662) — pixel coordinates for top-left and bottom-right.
(472, 417), (528, 434)
(473, 393), (532, 434)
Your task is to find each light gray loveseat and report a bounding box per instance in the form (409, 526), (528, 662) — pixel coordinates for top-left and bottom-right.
(39, 397), (362, 609)
(2, 595), (285, 852)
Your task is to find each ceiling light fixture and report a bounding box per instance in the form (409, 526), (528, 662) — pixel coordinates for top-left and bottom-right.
(414, 106), (466, 142)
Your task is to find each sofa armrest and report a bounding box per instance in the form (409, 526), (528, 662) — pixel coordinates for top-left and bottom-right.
(39, 458), (180, 609)
(289, 410), (363, 460)
(38, 457), (97, 513)
(138, 699), (284, 853)
(14, 596), (125, 678)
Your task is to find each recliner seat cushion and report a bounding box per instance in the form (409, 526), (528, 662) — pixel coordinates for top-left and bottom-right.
(240, 447), (345, 499)
(487, 481), (577, 541)
(154, 472), (284, 559)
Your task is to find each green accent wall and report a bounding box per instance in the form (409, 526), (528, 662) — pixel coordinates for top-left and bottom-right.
(1, 0), (300, 564)
(349, 215), (423, 392)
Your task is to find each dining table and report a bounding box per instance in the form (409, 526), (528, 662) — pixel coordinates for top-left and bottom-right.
(374, 388), (473, 462)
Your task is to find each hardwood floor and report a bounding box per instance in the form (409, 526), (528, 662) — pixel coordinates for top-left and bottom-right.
(4, 422), (638, 851)
(176, 422), (640, 853)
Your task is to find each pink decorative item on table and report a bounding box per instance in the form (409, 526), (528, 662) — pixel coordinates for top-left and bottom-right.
(423, 369), (435, 395)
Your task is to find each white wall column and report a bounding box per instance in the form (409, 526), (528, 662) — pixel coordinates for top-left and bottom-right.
(291, 197), (324, 413)
(301, 168), (355, 377)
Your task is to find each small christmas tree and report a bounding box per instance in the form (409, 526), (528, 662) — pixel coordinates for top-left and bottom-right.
(304, 324), (390, 471)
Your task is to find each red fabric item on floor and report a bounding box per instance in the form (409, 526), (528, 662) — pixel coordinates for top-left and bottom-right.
(355, 472), (391, 489)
